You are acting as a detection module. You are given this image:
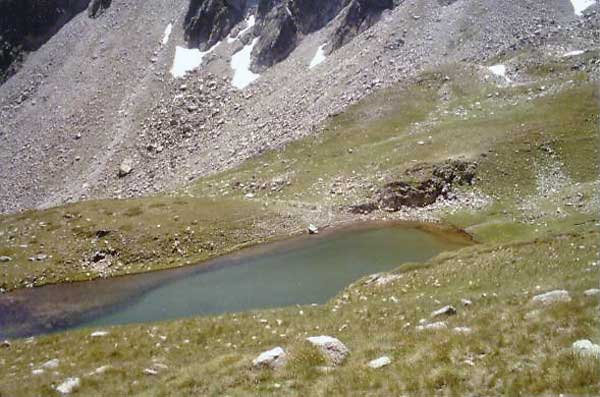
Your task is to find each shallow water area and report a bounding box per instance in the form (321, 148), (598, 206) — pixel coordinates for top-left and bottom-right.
(0, 223), (471, 338)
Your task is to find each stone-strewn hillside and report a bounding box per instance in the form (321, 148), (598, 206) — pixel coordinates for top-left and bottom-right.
(0, 0), (597, 215)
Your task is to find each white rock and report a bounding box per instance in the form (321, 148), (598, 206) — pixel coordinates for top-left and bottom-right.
(453, 326), (473, 334)
(118, 158), (133, 177)
(308, 224), (319, 234)
(306, 336), (349, 365)
(42, 358), (60, 369)
(532, 290), (571, 305)
(90, 331), (109, 337)
(416, 321), (447, 331)
(56, 377), (80, 394)
(431, 305), (457, 318)
(31, 369), (45, 375)
(252, 346), (287, 369)
(367, 356), (391, 369)
(461, 298), (472, 306)
(583, 289), (600, 297)
(572, 339), (600, 359)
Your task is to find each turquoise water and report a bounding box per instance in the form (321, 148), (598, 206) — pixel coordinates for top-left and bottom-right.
(0, 224), (469, 338)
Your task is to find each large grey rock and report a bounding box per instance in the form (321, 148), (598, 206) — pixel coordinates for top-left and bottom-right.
(306, 335), (349, 365)
(252, 346), (287, 369)
(532, 290), (571, 305)
(118, 158), (134, 177)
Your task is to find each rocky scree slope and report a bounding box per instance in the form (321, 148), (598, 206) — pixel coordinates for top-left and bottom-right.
(0, 0), (598, 214)
(0, 0), (112, 83)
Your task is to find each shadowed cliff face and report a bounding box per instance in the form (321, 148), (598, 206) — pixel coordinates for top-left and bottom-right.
(184, 0), (247, 49)
(251, 0), (393, 70)
(0, 0), (112, 84)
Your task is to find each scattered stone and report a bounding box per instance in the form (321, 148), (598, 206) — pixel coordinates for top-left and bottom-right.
(41, 358), (60, 369)
(308, 224), (319, 235)
(91, 330), (109, 337)
(56, 377), (80, 394)
(364, 273), (400, 287)
(453, 326), (473, 334)
(36, 254), (48, 261)
(31, 369), (44, 375)
(461, 298), (472, 306)
(367, 356), (391, 369)
(306, 336), (349, 365)
(118, 158), (134, 177)
(143, 368), (159, 376)
(1, 340), (10, 348)
(431, 305), (457, 318)
(532, 290), (571, 305)
(88, 365), (112, 376)
(572, 339), (600, 359)
(416, 321), (447, 331)
(252, 346), (287, 369)
(0, 256), (11, 262)
(583, 289), (600, 297)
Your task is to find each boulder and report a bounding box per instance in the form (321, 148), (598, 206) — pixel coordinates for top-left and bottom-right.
(572, 339), (600, 359)
(306, 335), (349, 365)
(367, 356), (391, 369)
(308, 224), (319, 234)
(0, 256), (11, 262)
(532, 290), (571, 305)
(431, 305), (457, 318)
(118, 158), (134, 177)
(583, 288), (600, 297)
(56, 377), (80, 394)
(252, 346), (287, 369)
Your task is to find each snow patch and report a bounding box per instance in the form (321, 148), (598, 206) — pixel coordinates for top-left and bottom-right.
(162, 23), (173, 45)
(227, 15), (256, 44)
(309, 44), (327, 69)
(570, 0), (595, 16)
(231, 37), (260, 89)
(170, 42), (220, 78)
(488, 64), (511, 82)
(563, 50), (585, 57)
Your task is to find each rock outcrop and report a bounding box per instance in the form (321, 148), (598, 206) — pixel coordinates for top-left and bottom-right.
(184, 0), (247, 50)
(328, 0), (394, 52)
(252, 0), (393, 70)
(88, 0), (112, 18)
(352, 160), (477, 213)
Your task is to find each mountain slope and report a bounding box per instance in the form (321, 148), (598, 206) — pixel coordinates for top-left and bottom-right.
(0, 0), (597, 214)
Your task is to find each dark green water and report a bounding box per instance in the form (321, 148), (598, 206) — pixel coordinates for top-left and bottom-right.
(0, 223), (470, 338)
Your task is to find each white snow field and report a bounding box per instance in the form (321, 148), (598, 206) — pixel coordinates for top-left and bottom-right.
(231, 37), (260, 89)
(170, 42), (220, 78)
(309, 44), (327, 69)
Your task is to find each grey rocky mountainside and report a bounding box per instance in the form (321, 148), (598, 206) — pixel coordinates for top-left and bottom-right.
(0, 0), (598, 214)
